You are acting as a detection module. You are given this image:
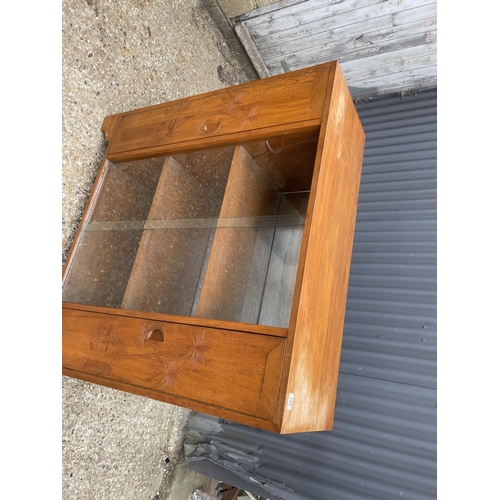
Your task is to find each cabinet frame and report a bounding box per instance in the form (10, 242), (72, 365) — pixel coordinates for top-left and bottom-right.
(62, 61), (365, 433)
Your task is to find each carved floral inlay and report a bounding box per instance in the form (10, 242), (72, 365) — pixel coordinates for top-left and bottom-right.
(81, 317), (124, 376)
(222, 91), (244, 113)
(155, 117), (187, 139)
(157, 332), (210, 389)
(81, 316), (211, 390)
(147, 88), (268, 143)
(239, 104), (259, 129)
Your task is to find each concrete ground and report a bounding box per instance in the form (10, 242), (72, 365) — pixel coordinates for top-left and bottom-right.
(62, 1), (267, 498)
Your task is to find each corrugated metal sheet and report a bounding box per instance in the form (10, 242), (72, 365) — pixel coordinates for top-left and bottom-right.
(185, 89), (437, 499)
(234, 0), (437, 99)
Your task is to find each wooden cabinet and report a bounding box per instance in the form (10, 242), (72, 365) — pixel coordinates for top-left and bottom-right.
(62, 61), (365, 433)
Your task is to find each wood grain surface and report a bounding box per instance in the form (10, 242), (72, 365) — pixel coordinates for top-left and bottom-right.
(106, 64), (330, 157)
(63, 302), (288, 337)
(63, 61), (366, 433)
(278, 62), (366, 433)
(63, 306), (285, 425)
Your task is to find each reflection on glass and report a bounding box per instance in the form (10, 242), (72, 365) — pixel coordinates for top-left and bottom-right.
(62, 131), (318, 328)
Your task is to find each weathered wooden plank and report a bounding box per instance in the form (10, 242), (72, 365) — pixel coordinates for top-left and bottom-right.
(234, 22), (271, 78)
(350, 78), (438, 100)
(255, 5), (437, 57)
(348, 60), (437, 91)
(237, 0), (308, 22)
(341, 41), (436, 70)
(245, 0), (433, 31)
(246, 0), (436, 38)
(235, 0), (437, 97)
(341, 46), (437, 81)
(267, 30), (437, 74)
(349, 64), (438, 91)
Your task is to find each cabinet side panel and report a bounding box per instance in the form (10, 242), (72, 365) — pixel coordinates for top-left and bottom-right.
(281, 66), (365, 433)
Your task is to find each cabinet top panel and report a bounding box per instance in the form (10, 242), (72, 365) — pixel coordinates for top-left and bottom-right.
(102, 63), (334, 160)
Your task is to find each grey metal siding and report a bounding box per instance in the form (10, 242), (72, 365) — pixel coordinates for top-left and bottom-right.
(185, 89), (437, 500)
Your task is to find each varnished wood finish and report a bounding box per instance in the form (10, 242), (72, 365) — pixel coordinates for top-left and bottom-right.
(63, 302), (288, 337)
(63, 62), (365, 433)
(244, 130), (319, 192)
(105, 120), (322, 164)
(62, 154), (112, 285)
(106, 64), (329, 156)
(63, 306), (285, 424)
(278, 63), (366, 433)
(63, 366), (280, 433)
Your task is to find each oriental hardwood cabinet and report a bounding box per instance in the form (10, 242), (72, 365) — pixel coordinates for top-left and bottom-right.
(62, 62), (365, 433)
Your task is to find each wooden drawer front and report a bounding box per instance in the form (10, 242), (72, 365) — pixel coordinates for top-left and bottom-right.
(107, 65), (330, 155)
(63, 308), (285, 420)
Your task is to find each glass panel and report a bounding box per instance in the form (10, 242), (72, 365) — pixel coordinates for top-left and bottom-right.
(121, 227), (214, 316)
(63, 131), (318, 327)
(195, 192), (307, 327)
(62, 157), (165, 308)
(62, 229), (144, 309)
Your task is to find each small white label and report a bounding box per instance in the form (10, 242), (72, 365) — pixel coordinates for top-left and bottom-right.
(287, 393), (294, 410)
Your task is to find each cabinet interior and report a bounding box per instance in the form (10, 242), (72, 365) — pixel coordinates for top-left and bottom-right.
(62, 129), (319, 328)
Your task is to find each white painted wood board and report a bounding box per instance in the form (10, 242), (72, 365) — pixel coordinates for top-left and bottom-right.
(235, 0), (437, 99)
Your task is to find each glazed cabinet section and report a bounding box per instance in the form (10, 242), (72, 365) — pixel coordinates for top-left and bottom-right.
(62, 131), (318, 329)
(63, 307), (285, 429)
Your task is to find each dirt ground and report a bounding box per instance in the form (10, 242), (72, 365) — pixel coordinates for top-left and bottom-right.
(62, 1), (255, 498)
